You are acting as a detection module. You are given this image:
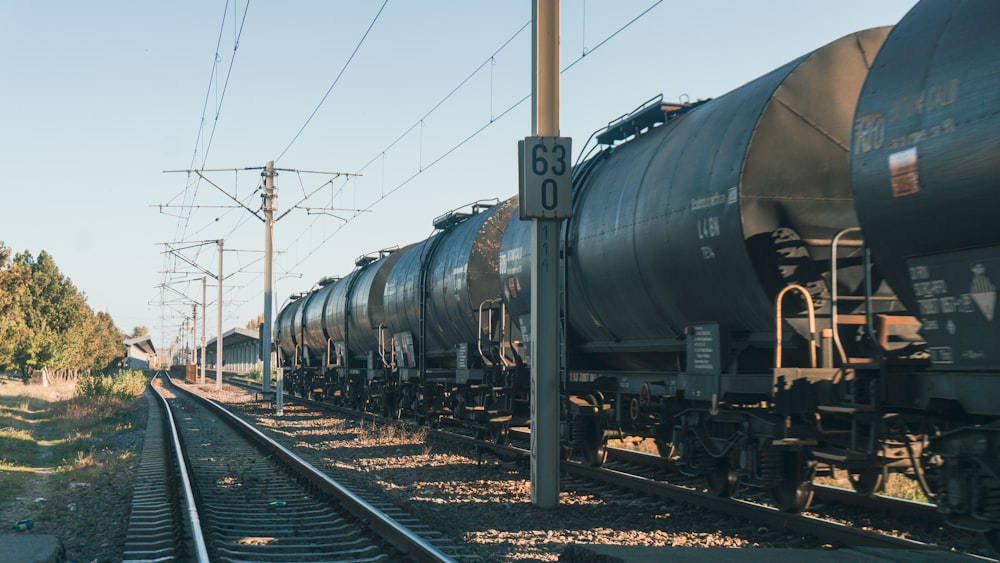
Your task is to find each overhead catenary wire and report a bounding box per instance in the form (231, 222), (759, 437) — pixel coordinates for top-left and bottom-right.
(162, 2), (662, 340)
(161, 1), (251, 345)
(282, 1), (663, 274)
(274, 0), (389, 164)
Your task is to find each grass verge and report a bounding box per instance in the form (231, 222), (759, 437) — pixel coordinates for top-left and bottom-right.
(0, 371), (148, 504)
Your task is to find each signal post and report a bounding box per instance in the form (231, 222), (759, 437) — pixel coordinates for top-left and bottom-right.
(522, 0), (570, 509)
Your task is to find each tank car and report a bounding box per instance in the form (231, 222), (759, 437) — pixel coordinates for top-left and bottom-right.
(850, 0), (1000, 545)
(501, 26), (901, 509)
(275, 0), (1000, 541)
(277, 198), (524, 433)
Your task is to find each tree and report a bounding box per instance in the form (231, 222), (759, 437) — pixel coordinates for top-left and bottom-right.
(0, 242), (31, 371)
(0, 248), (125, 376)
(130, 326), (149, 338)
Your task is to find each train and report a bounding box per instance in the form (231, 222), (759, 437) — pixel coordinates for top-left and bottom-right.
(276, 0), (1000, 547)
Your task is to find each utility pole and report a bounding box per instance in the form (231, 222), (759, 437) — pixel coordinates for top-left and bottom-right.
(216, 239), (224, 390)
(159, 244), (228, 386)
(201, 277), (207, 384)
(262, 160), (276, 399)
(522, 0), (570, 509)
(163, 163), (357, 414)
(191, 303), (198, 372)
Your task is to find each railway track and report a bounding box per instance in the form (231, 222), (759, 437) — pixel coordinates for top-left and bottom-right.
(123, 374), (458, 562)
(217, 377), (993, 559)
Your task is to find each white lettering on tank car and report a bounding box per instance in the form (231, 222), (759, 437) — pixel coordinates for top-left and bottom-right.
(930, 347), (954, 364)
(853, 112), (884, 154)
(913, 279), (948, 298)
(888, 78), (959, 122)
(498, 247), (523, 276)
(886, 117), (956, 151)
(697, 216), (720, 240)
(691, 192), (727, 210)
(909, 265), (930, 281)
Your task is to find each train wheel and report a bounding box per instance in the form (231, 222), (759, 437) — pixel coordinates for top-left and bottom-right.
(582, 437), (608, 467)
(769, 479), (814, 512)
(654, 439), (676, 459)
(490, 424), (509, 446)
(706, 461), (739, 498)
(573, 414), (607, 467)
(848, 468), (884, 496)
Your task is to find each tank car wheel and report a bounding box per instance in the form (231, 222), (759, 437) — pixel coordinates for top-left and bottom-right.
(706, 461), (739, 498)
(573, 414), (607, 467)
(654, 439), (676, 459)
(769, 479), (815, 512)
(582, 439), (608, 467)
(848, 468), (885, 496)
(489, 424), (509, 446)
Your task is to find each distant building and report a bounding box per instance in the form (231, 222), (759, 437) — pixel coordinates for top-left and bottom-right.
(205, 327), (260, 374)
(124, 335), (158, 370)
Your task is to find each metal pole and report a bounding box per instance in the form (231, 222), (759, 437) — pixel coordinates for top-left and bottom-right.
(192, 304), (198, 376)
(262, 160), (276, 395)
(531, 0), (561, 509)
(201, 277), (207, 384)
(216, 239), (224, 390)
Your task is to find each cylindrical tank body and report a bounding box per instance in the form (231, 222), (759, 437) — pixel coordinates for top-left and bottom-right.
(851, 0), (1000, 369)
(501, 29), (889, 361)
(300, 281), (336, 354)
(275, 294), (307, 361)
(346, 250), (406, 356)
(383, 199), (518, 359)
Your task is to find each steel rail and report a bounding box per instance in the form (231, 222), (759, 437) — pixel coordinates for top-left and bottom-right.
(149, 375), (211, 562)
(171, 378), (455, 563)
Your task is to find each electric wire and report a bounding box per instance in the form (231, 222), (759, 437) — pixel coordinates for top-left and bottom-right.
(282, 1), (662, 274)
(161, 1), (251, 344)
(274, 0), (389, 164)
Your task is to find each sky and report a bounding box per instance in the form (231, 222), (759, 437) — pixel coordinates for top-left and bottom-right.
(2, 0), (918, 352)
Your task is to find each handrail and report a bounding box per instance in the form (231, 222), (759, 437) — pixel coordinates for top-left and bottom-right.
(478, 299), (497, 368)
(830, 227), (863, 363)
(775, 284), (818, 369)
(377, 324), (391, 368)
(326, 338), (340, 369)
(500, 303), (515, 368)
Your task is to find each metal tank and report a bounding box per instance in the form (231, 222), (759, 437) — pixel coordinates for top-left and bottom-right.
(851, 0), (1000, 369)
(383, 199), (518, 364)
(275, 293), (308, 362)
(291, 250), (405, 368)
(500, 28), (890, 358)
(299, 279), (337, 359)
(346, 249), (406, 356)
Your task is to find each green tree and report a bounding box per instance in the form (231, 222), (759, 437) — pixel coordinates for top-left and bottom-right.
(130, 326), (149, 338)
(1, 248), (125, 376)
(0, 242), (31, 371)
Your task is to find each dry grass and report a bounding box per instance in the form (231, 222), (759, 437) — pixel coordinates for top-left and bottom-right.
(0, 374), (146, 501)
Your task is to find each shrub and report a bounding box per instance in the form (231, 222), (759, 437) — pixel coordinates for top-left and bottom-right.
(75, 370), (147, 399)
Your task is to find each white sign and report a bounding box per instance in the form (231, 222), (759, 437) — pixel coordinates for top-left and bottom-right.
(519, 136), (572, 219)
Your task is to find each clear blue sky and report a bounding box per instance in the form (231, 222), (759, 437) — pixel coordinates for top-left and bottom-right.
(2, 1), (917, 351)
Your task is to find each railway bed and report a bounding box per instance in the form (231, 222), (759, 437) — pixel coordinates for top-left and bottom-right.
(122, 374), (460, 562)
(206, 377), (996, 561)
